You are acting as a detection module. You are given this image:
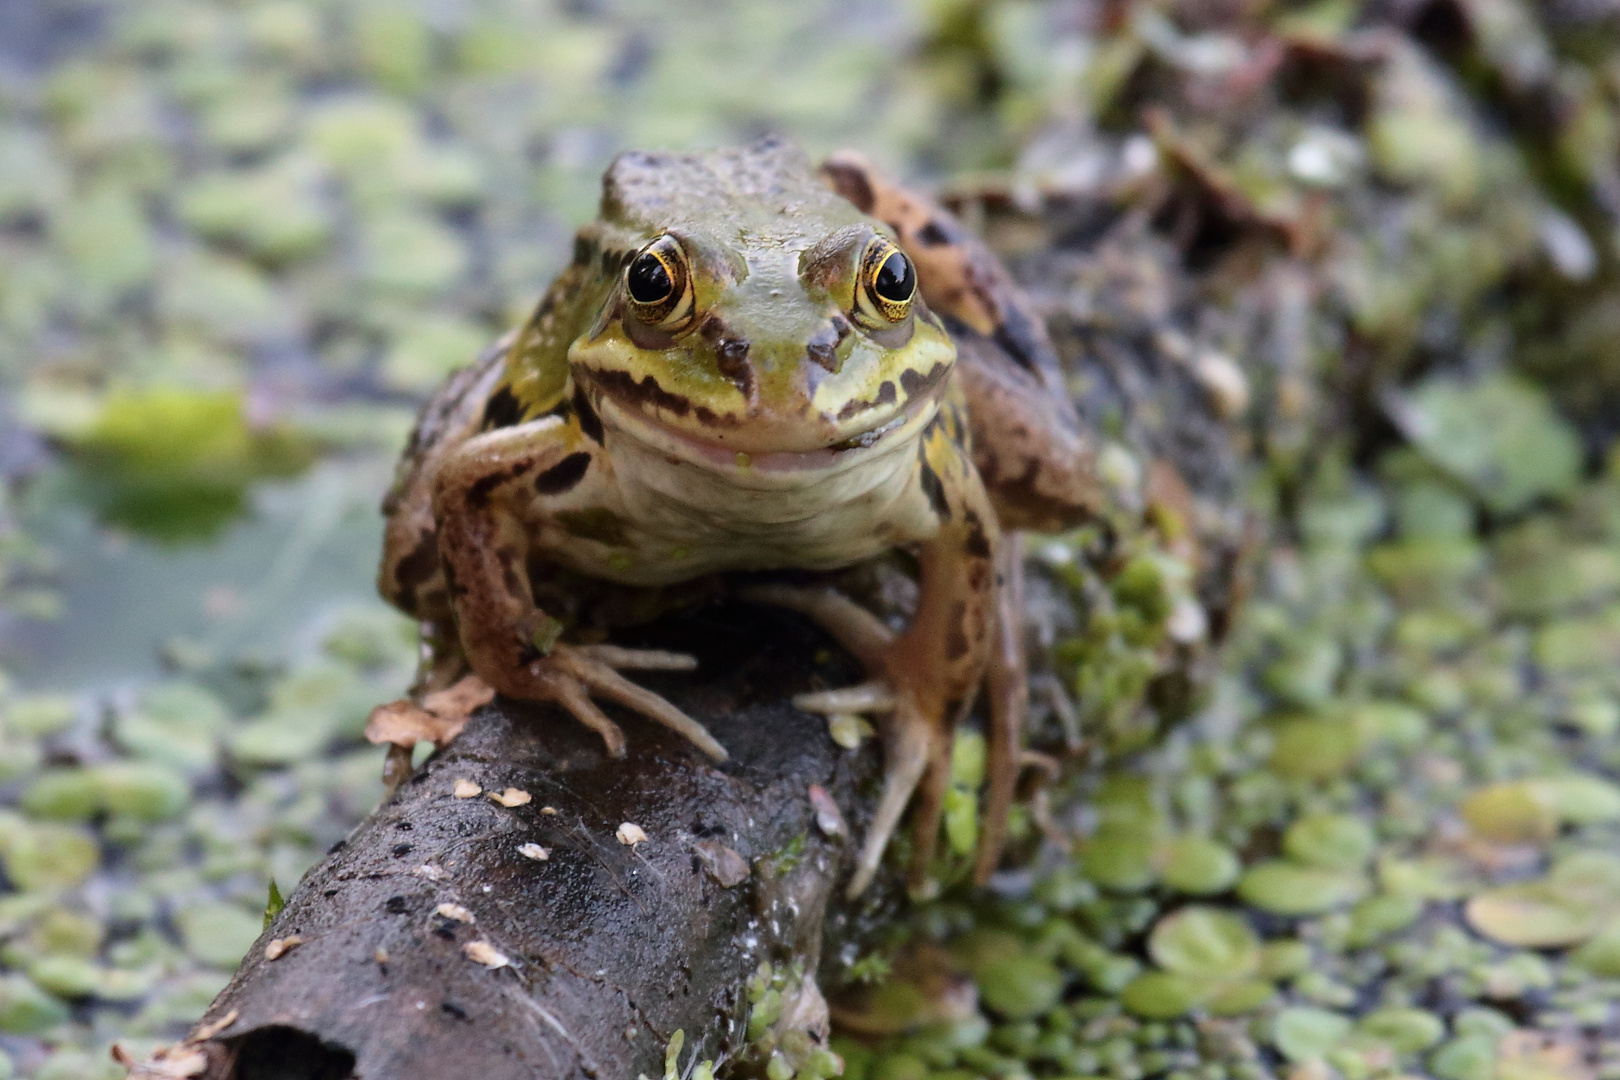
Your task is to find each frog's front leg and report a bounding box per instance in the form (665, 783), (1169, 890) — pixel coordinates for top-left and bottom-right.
(431, 420), (727, 762)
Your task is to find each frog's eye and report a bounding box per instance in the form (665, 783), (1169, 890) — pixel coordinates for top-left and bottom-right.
(624, 235), (694, 331)
(855, 239), (915, 327)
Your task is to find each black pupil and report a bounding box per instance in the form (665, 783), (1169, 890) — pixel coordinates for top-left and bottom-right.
(874, 250), (915, 304)
(627, 252), (673, 304)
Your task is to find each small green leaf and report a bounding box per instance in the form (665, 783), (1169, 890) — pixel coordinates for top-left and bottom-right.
(664, 1029), (684, 1080)
(1148, 906), (1259, 980)
(530, 615), (565, 656)
(1120, 970), (1207, 1019)
(1238, 861), (1368, 916)
(1283, 813), (1376, 868)
(1272, 1006), (1352, 1063)
(263, 878), (287, 930)
(1159, 835), (1241, 895)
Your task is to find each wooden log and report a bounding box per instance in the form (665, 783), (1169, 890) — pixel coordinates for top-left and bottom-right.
(156, 603), (890, 1080)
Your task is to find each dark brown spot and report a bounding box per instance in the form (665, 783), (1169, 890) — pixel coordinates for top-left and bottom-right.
(600, 246), (631, 277)
(482, 385), (525, 430)
(900, 362), (950, 398)
(821, 160), (875, 214)
(968, 560), (989, 591)
(992, 310), (1051, 375)
(837, 380), (897, 422)
(556, 507), (629, 546)
(945, 603), (970, 660)
(496, 546), (524, 598)
(586, 368), (736, 428)
(466, 462), (528, 509)
(963, 511), (992, 560)
(918, 456), (951, 521)
(534, 452), (592, 495)
(589, 368), (691, 418)
(917, 220), (952, 246)
(572, 385), (604, 443)
(571, 233), (595, 266)
(392, 529), (439, 614)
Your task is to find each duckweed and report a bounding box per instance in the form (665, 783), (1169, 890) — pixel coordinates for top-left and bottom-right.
(7, 0), (1620, 1074)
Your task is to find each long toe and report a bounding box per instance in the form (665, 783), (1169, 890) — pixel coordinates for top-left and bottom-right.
(575, 644), (698, 671)
(554, 679), (628, 757)
(847, 703), (934, 898)
(792, 681), (898, 715)
(577, 658), (729, 762)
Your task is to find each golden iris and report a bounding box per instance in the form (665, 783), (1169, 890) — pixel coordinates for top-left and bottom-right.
(624, 236), (691, 329)
(857, 240), (915, 325)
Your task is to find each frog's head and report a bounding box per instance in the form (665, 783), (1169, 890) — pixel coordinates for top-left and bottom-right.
(567, 138), (956, 472)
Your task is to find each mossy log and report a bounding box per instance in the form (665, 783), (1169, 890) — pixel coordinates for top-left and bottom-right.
(152, 602), (896, 1079)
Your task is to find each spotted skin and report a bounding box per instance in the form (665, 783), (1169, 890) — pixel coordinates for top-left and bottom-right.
(377, 138), (1100, 895)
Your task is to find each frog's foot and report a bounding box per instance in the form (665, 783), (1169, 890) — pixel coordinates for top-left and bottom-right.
(825, 686), (953, 899)
(516, 642), (726, 763)
(743, 584), (954, 898)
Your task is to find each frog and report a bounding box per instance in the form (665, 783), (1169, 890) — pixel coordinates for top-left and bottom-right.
(378, 136), (1102, 897)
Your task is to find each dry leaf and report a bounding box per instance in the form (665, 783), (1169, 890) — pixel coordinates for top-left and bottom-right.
(693, 840), (750, 887)
(452, 779), (482, 799)
(518, 843), (551, 860)
(808, 784), (847, 837)
(190, 1008), (239, 1042)
(617, 822), (648, 847)
(464, 940), (510, 969)
(364, 676), (494, 751)
(264, 935), (304, 960)
(122, 1044), (214, 1079)
(364, 700), (453, 748)
(421, 675), (496, 719)
(490, 787), (532, 808)
(435, 902), (474, 923)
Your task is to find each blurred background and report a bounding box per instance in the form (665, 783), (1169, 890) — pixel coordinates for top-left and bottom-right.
(0, 2), (1076, 1073)
(7, 0), (1620, 1077)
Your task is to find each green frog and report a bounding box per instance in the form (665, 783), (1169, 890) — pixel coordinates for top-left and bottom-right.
(378, 136), (1101, 896)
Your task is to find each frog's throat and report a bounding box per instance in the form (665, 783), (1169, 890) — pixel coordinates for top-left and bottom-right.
(592, 386), (941, 478)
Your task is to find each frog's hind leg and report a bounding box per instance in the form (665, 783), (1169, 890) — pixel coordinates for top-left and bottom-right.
(976, 532), (1026, 885)
(761, 577), (1024, 893)
(743, 584), (954, 897)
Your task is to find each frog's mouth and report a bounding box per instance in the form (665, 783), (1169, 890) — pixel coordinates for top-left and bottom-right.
(588, 383), (938, 476)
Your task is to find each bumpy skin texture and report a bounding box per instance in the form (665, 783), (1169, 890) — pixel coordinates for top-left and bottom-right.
(377, 137), (1100, 895)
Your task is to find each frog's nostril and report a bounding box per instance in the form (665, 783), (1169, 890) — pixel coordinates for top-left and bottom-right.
(805, 316), (850, 373)
(714, 336), (752, 396)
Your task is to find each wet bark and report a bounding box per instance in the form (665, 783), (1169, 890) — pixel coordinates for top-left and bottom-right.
(174, 602), (895, 1080)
